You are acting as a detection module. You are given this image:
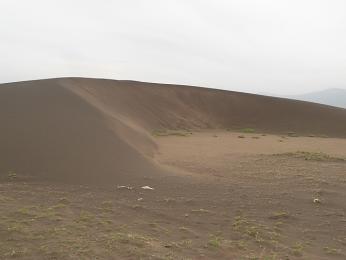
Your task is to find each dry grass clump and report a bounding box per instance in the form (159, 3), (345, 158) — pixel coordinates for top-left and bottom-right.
(240, 128), (255, 133)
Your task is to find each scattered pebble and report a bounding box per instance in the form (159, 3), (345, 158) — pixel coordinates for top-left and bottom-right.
(313, 198), (321, 204)
(141, 186), (154, 190)
(137, 198), (143, 201)
(116, 185), (133, 190)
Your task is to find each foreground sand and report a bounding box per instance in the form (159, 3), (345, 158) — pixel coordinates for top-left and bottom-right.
(1, 131), (345, 259)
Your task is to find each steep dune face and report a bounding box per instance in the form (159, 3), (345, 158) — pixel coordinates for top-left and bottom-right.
(1, 78), (346, 183)
(0, 80), (159, 184)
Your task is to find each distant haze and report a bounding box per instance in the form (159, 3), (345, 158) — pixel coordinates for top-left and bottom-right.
(287, 88), (346, 109)
(1, 0), (346, 95)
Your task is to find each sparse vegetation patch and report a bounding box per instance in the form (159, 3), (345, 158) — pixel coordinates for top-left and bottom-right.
(287, 132), (299, 137)
(240, 128), (256, 133)
(323, 247), (342, 255)
(152, 129), (192, 137)
(274, 151), (345, 161)
(7, 171), (17, 180)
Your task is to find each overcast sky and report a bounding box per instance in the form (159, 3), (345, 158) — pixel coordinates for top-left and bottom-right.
(1, 0), (345, 95)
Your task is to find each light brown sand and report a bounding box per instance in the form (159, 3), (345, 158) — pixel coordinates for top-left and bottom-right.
(156, 131), (346, 173)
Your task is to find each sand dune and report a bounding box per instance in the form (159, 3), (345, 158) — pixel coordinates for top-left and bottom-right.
(1, 77), (346, 183)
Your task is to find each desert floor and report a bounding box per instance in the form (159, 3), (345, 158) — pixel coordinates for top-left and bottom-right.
(1, 131), (346, 259)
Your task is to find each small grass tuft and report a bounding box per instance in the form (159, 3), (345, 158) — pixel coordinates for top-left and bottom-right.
(323, 247), (342, 255)
(101, 200), (113, 208)
(7, 170), (17, 180)
(287, 132), (299, 137)
(58, 197), (70, 205)
(208, 235), (222, 248)
(240, 128), (255, 133)
(107, 232), (151, 248)
(291, 242), (304, 256)
(269, 211), (290, 220)
(76, 211), (95, 223)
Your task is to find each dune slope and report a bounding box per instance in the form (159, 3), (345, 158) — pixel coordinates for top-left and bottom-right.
(1, 77), (346, 183)
(0, 79), (158, 184)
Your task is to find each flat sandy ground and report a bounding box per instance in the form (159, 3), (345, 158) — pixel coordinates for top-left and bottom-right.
(1, 131), (346, 259)
(156, 131), (346, 177)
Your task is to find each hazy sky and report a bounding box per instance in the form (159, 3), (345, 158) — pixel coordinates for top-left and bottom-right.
(1, 0), (345, 94)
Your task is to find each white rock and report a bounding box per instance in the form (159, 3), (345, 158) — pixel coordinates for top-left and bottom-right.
(313, 198), (321, 203)
(117, 185), (133, 190)
(141, 186), (154, 190)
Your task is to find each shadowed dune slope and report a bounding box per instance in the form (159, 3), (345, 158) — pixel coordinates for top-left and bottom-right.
(1, 77), (346, 183)
(0, 79), (159, 184)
